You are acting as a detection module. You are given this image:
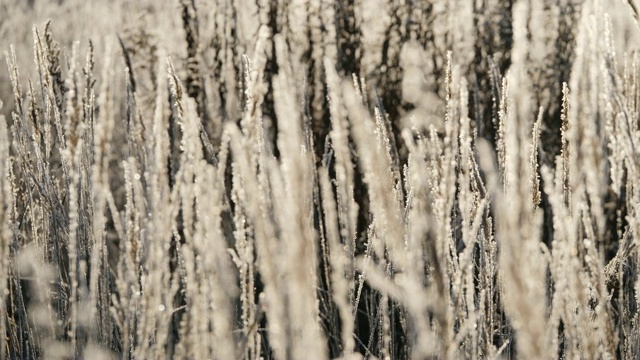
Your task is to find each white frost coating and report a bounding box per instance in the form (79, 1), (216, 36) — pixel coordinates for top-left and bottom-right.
(236, 0), (260, 58)
(400, 39), (444, 131)
(358, 0), (390, 76)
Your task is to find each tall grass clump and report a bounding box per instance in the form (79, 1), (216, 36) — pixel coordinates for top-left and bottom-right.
(1, 0), (640, 358)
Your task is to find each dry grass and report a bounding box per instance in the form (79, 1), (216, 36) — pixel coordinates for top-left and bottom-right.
(1, 0), (640, 359)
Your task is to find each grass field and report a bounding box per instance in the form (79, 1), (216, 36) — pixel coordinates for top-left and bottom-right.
(1, 0), (640, 358)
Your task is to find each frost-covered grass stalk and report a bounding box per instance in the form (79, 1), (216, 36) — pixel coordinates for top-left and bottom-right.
(1, 0), (640, 358)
